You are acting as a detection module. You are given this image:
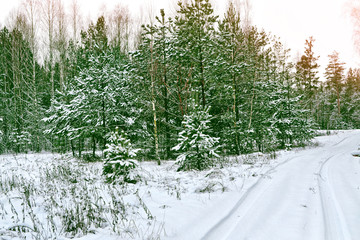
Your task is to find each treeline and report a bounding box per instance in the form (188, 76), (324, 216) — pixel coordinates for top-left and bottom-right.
(0, 0), (360, 160)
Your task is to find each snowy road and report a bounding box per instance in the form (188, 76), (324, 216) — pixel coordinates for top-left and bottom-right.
(176, 130), (360, 240)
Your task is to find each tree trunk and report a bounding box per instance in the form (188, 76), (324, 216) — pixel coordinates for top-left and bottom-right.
(199, 45), (206, 107)
(336, 87), (341, 115)
(78, 138), (82, 158)
(71, 139), (75, 157)
(232, 46), (240, 155)
(92, 135), (96, 158)
(150, 36), (160, 165)
(163, 68), (170, 159)
(248, 74), (256, 129)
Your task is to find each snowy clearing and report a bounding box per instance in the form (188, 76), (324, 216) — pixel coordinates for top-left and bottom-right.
(0, 130), (360, 240)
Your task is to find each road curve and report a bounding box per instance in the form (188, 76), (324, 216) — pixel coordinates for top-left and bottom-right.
(199, 130), (360, 240)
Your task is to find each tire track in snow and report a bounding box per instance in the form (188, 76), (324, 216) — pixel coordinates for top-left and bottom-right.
(201, 133), (356, 240)
(331, 135), (352, 147)
(331, 156), (360, 238)
(317, 153), (352, 240)
(200, 154), (304, 240)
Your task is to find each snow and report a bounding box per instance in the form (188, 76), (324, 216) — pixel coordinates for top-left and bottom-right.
(175, 130), (360, 240)
(351, 151), (360, 157)
(0, 130), (360, 239)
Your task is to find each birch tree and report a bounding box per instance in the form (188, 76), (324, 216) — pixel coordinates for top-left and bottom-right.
(41, 0), (57, 98)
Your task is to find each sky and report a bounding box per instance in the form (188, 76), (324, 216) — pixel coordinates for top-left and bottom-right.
(251, 0), (359, 76)
(0, 0), (358, 78)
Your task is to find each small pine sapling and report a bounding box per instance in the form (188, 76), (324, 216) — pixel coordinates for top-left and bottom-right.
(172, 104), (220, 171)
(103, 128), (140, 183)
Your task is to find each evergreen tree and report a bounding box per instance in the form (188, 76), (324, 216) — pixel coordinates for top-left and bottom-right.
(324, 51), (345, 127)
(130, 23), (162, 163)
(174, 0), (218, 107)
(270, 42), (316, 149)
(45, 52), (135, 157)
(243, 30), (278, 152)
(172, 103), (219, 171)
(340, 68), (360, 128)
(103, 127), (139, 183)
(295, 37), (320, 117)
(215, 2), (244, 154)
(0, 27), (12, 153)
(80, 16), (108, 57)
(6, 0), (360, 158)
(269, 79), (315, 149)
(131, 9), (182, 162)
(153, 9), (176, 160)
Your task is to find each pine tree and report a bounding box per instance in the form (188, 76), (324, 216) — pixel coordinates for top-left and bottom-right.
(215, 2), (244, 154)
(270, 42), (315, 149)
(295, 37), (320, 117)
(172, 103), (219, 171)
(131, 10), (182, 162)
(243, 30), (278, 152)
(154, 9), (174, 160)
(324, 51), (345, 125)
(269, 80), (315, 149)
(103, 127), (139, 183)
(44, 51), (135, 157)
(174, 0), (218, 107)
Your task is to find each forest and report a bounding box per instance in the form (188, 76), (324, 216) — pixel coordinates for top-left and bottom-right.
(1, 0), (360, 171)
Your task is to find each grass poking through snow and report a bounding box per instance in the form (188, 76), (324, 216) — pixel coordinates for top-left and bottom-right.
(0, 151), (275, 240)
(0, 153), (162, 240)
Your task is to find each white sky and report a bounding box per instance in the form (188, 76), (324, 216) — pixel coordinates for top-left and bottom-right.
(251, 0), (359, 77)
(0, 0), (359, 77)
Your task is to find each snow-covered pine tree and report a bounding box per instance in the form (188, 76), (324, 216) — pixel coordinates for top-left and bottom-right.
(103, 127), (139, 183)
(172, 103), (219, 171)
(269, 44), (315, 149)
(174, 0), (218, 108)
(214, 2), (244, 155)
(269, 87), (315, 149)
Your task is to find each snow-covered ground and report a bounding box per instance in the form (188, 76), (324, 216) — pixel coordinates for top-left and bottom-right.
(0, 130), (360, 240)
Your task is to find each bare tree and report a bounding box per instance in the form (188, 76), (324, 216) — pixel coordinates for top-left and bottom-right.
(169, 0), (180, 17)
(55, 0), (67, 91)
(241, 0), (252, 33)
(5, 12), (34, 151)
(41, 0), (57, 98)
(69, 0), (82, 42)
(108, 4), (130, 53)
(22, 0), (41, 150)
(6, 8), (24, 31)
